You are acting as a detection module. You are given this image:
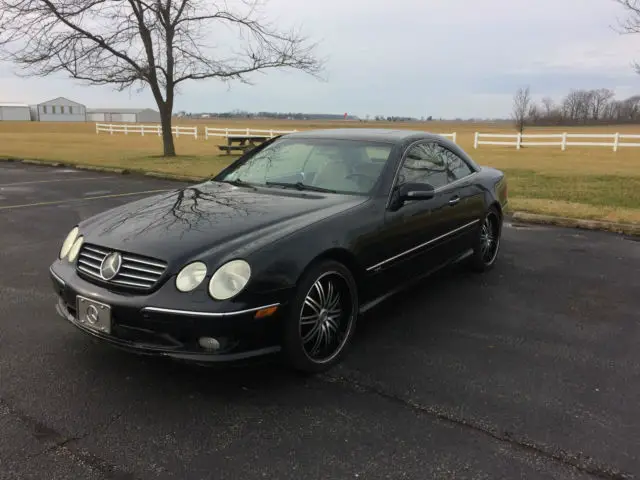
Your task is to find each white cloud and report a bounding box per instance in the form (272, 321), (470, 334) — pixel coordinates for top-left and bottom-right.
(522, 36), (640, 75)
(0, 0), (638, 118)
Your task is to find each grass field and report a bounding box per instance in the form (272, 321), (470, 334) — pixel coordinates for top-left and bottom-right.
(1, 119), (639, 223)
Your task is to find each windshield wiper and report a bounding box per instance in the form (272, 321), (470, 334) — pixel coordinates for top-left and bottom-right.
(265, 181), (337, 193)
(221, 178), (257, 189)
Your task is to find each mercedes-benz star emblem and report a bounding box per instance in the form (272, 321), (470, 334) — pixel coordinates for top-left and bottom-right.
(86, 305), (99, 325)
(100, 251), (122, 280)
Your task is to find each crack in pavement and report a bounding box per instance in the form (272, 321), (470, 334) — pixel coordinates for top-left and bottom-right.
(2, 365), (636, 480)
(38, 443), (139, 480)
(0, 398), (138, 479)
(319, 372), (635, 480)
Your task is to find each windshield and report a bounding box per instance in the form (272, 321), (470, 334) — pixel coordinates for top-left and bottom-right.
(217, 137), (394, 195)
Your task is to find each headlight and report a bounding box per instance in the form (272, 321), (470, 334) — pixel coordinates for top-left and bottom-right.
(208, 259), (251, 300)
(67, 236), (84, 263)
(176, 262), (208, 292)
(59, 227), (79, 259)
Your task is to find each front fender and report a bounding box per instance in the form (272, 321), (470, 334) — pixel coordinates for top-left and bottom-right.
(243, 200), (376, 295)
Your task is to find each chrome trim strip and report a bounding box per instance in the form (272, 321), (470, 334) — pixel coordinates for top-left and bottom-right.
(56, 299), (282, 362)
(122, 255), (166, 269)
(142, 303), (281, 318)
(82, 252), (104, 262)
(365, 219), (480, 272)
(360, 249), (474, 314)
(111, 279), (153, 288)
(78, 258), (100, 269)
(433, 172), (478, 193)
(118, 271), (158, 282)
(122, 263), (164, 275)
(78, 265), (100, 276)
(85, 245), (108, 255)
(49, 266), (66, 287)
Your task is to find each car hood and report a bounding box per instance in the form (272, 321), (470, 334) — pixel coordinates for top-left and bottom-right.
(79, 181), (366, 266)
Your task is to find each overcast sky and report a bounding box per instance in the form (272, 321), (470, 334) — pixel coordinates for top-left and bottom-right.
(0, 0), (638, 118)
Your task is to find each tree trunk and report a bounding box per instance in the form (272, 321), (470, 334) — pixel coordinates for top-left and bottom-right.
(159, 106), (176, 157)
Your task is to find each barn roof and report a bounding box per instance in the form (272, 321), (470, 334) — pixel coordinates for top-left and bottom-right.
(37, 97), (86, 107)
(86, 108), (159, 114)
(0, 102), (29, 108)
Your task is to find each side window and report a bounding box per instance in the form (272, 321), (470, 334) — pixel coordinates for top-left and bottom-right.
(397, 142), (449, 189)
(441, 147), (474, 181)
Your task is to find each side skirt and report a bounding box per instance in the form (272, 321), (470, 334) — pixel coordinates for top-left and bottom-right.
(358, 249), (474, 315)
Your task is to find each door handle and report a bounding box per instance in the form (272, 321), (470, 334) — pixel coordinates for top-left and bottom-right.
(448, 196), (460, 206)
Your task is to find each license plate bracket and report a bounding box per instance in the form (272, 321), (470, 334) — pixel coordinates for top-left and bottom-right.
(76, 296), (112, 334)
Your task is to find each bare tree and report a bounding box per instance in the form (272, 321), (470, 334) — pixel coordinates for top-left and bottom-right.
(526, 87), (637, 125)
(614, 0), (640, 73)
(0, 0), (323, 157)
(562, 90), (582, 122)
(541, 96), (555, 116)
(590, 88), (615, 121)
(512, 86), (531, 133)
(528, 103), (540, 123)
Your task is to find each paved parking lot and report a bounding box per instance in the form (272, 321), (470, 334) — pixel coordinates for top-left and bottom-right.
(1, 162), (639, 480)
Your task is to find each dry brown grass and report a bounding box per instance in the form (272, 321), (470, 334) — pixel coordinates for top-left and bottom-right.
(1, 119), (639, 223)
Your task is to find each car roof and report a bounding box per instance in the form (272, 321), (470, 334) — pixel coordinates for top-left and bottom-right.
(281, 128), (441, 144)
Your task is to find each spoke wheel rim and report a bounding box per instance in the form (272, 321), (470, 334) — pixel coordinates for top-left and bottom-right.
(479, 213), (500, 265)
(299, 271), (354, 364)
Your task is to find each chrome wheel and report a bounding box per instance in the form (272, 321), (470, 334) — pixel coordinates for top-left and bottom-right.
(480, 212), (500, 265)
(299, 271), (354, 364)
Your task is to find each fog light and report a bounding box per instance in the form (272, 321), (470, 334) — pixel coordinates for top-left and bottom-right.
(198, 337), (220, 351)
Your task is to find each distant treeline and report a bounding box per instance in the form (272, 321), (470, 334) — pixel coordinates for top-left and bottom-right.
(180, 111), (361, 121)
(179, 110), (423, 122)
(528, 89), (640, 126)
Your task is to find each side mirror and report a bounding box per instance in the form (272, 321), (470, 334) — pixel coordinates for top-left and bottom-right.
(389, 182), (435, 211)
(398, 182), (435, 201)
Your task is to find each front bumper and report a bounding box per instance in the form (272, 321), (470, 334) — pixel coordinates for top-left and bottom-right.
(50, 261), (289, 363)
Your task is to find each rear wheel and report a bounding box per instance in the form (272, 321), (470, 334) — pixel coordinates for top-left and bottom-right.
(282, 260), (358, 373)
(468, 206), (502, 272)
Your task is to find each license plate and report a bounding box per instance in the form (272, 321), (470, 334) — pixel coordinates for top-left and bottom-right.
(76, 296), (112, 334)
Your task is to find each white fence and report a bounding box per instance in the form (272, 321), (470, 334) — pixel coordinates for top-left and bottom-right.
(438, 132), (457, 143)
(474, 132), (640, 151)
(96, 123), (198, 139)
(94, 123), (460, 145)
(206, 128), (458, 143)
(204, 127), (297, 140)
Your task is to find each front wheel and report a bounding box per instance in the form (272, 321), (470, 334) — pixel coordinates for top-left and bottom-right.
(282, 260), (358, 373)
(467, 207), (502, 272)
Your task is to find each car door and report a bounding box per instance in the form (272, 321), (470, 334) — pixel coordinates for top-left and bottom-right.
(365, 141), (458, 291)
(432, 143), (486, 257)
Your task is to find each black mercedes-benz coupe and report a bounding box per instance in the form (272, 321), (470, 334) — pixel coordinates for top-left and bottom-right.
(50, 128), (508, 372)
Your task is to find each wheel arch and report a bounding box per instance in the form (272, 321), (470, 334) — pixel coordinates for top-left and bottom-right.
(491, 200), (503, 217)
(299, 248), (364, 296)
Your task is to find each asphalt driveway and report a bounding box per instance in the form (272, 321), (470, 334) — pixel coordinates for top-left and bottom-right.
(1, 162), (639, 480)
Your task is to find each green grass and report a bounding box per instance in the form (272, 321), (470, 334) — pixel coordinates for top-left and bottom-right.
(1, 120), (639, 224)
(503, 169), (640, 210)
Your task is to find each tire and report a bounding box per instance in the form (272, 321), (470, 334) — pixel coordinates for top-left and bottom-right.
(282, 259), (359, 374)
(467, 206), (502, 273)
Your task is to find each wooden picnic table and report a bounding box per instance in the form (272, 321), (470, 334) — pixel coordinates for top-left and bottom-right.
(217, 134), (270, 155)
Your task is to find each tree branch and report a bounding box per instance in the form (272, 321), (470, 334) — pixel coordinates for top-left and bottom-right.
(0, 0), (323, 157)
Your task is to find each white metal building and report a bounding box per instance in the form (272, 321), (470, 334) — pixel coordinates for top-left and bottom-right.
(35, 97), (87, 122)
(0, 102), (31, 121)
(86, 108), (161, 123)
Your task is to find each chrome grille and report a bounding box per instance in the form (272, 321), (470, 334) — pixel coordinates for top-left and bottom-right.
(76, 244), (167, 290)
